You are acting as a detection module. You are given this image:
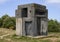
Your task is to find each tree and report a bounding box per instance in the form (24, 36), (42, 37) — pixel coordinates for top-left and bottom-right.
(48, 19), (60, 32)
(0, 18), (2, 27)
(1, 14), (10, 28)
(1, 14), (16, 29)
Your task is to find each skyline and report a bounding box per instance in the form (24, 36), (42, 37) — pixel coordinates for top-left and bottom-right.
(0, 0), (60, 21)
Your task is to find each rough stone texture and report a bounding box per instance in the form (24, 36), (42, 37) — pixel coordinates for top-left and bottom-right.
(15, 3), (48, 36)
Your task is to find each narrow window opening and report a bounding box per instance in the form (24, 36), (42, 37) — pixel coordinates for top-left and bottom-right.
(35, 9), (45, 15)
(22, 8), (28, 17)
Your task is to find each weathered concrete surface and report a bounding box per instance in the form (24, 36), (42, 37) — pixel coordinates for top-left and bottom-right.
(16, 18), (23, 36)
(16, 3), (48, 36)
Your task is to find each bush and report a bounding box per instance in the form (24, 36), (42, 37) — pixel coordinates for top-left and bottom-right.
(48, 19), (60, 32)
(0, 14), (16, 30)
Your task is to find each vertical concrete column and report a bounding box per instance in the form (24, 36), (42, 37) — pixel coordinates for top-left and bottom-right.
(45, 10), (48, 35)
(28, 7), (32, 18)
(31, 7), (37, 36)
(34, 17), (38, 36)
(16, 18), (23, 36)
(41, 19), (47, 35)
(22, 18), (26, 36)
(40, 18), (43, 35)
(16, 7), (23, 36)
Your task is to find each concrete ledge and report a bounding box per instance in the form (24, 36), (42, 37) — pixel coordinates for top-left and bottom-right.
(27, 36), (47, 38)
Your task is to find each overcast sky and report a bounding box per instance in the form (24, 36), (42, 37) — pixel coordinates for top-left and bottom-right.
(0, 0), (60, 21)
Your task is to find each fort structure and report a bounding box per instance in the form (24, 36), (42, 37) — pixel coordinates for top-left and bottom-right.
(15, 3), (48, 36)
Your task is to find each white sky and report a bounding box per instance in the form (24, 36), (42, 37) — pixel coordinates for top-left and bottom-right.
(46, 0), (60, 3)
(0, 0), (60, 4)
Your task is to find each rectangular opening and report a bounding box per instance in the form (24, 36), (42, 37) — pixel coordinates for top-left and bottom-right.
(37, 17), (41, 35)
(25, 21), (32, 35)
(35, 9), (45, 15)
(21, 8), (28, 17)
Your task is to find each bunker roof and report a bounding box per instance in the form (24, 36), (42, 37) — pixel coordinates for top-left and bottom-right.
(18, 3), (46, 9)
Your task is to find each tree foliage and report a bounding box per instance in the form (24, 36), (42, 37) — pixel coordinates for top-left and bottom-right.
(48, 19), (60, 32)
(0, 18), (2, 27)
(0, 14), (16, 29)
(0, 14), (60, 31)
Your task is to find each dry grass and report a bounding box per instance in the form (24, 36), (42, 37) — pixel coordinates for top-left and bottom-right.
(0, 28), (15, 35)
(0, 28), (60, 42)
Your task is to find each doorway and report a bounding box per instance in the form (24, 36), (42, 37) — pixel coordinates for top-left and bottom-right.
(37, 17), (41, 35)
(25, 21), (32, 35)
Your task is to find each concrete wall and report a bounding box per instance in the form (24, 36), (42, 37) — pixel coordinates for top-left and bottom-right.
(41, 20), (47, 35)
(16, 3), (48, 36)
(16, 18), (23, 36)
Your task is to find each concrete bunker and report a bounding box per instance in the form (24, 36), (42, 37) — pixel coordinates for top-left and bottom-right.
(16, 3), (48, 36)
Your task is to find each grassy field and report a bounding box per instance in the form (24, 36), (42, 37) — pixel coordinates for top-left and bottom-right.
(0, 28), (60, 42)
